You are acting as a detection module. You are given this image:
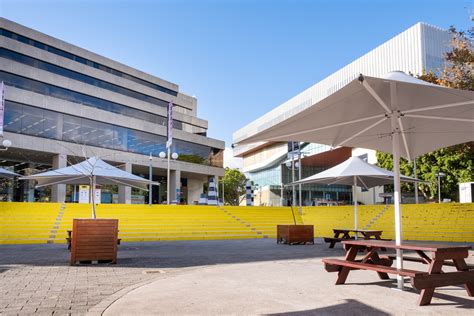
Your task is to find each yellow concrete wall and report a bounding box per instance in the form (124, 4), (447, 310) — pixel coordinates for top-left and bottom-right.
(0, 202), (473, 244)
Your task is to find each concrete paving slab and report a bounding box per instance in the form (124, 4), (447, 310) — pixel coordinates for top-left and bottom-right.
(1, 239), (472, 315)
(103, 257), (474, 315)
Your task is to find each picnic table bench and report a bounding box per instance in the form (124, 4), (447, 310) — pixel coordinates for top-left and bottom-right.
(322, 239), (474, 306)
(67, 230), (121, 251)
(324, 229), (386, 248)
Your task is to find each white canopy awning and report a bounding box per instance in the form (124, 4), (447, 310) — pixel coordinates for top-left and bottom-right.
(236, 71), (474, 290)
(237, 71), (473, 161)
(21, 156), (153, 190)
(0, 167), (19, 179)
(293, 156), (422, 189)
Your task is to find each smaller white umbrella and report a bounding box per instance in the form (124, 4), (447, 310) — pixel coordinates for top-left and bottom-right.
(21, 157), (154, 218)
(293, 156), (422, 231)
(0, 167), (19, 179)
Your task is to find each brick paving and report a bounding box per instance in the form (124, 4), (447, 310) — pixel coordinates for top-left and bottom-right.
(1, 240), (472, 315)
(0, 239), (324, 315)
(0, 245), (155, 315)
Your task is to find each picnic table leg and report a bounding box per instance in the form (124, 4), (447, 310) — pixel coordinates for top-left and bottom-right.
(329, 232), (341, 248)
(418, 260), (443, 306)
(453, 258), (474, 297)
(370, 250), (390, 280)
(336, 245), (360, 285)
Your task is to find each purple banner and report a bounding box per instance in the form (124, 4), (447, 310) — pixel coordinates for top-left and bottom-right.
(166, 101), (173, 148)
(0, 82), (4, 137)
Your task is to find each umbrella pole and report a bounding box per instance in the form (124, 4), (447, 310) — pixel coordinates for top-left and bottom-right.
(353, 176), (358, 239)
(91, 175), (96, 219)
(391, 83), (404, 290)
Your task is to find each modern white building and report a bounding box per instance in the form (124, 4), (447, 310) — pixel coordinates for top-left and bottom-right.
(233, 22), (452, 206)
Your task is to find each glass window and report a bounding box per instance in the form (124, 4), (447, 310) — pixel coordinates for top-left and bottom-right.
(3, 101), (215, 166)
(0, 72), (206, 133)
(0, 48), (189, 110)
(0, 28), (179, 97)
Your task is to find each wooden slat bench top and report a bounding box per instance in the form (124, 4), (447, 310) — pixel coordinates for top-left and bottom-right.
(384, 255), (474, 270)
(322, 258), (426, 277)
(333, 229), (382, 233)
(342, 240), (472, 253)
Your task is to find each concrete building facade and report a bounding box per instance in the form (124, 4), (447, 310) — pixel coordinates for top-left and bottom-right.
(233, 23), (452, 206)
(0, 18), (224, 204)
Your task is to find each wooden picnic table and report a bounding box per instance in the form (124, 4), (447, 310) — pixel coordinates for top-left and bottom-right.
(324, 229), (384, 248)
(322, 239), (474, 306)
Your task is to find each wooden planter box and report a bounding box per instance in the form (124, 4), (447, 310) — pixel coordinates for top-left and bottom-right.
(70, 219), (119, 265)
(277, 225), (314, 245)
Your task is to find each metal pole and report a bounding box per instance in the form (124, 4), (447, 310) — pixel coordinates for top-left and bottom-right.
(414, 159), (418, 204)
(353, 176), (358, 233)
(438, 174), (441, 203)
(280, 163), (284, 206)
(291, 142), (295, 207)
(391, 82), (404, 290)
(222, 180), (225, 206)
(298, 147), (302, 215)
(91, 175), (96, 219)
(167, 147), (170, 205)
(149, 153), (152, 206)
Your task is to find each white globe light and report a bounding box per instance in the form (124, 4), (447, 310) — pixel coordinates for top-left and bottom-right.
(2, 139), (12, 148)
(295, 162), (300, 169)
(285, 162), (292, 168)
(159, 151), (166, 159)
(171, 152), (179, 160)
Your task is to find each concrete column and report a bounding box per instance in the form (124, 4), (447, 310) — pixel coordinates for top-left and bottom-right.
(24, 164), (36, 202)
(215, 176), (220, 204)
(118, 162), (132, 204)
(187, 178), (205, 205)
(169, 169), (181, 203)
(51, 154), (67, 203)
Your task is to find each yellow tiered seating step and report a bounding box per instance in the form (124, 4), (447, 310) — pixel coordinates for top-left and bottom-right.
(0, 202), (473, 244)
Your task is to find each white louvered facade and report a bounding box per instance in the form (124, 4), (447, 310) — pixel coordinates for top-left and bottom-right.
(233, 22), (451, 154)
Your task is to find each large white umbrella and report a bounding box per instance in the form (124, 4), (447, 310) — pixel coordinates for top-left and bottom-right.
(21, 157), (154, 218)
(237, 71), (474, 289)
(292, 156), (422, 232)
(0, 167), (19, 179)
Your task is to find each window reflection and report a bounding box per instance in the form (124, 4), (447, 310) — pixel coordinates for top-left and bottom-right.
(3, 101), (219, 166)
(0, 48), (188, 110)
(0, 72), (206, 134)
(0, 28), (179, 96)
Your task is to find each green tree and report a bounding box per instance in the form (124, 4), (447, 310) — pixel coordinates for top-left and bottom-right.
(376, 144), (473, 200)
(221, 168), (247, 205)
(377, 27), (474, 201)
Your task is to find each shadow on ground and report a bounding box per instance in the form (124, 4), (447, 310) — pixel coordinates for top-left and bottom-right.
(267, 299), (390, 315)
(0, 239), (337, 271)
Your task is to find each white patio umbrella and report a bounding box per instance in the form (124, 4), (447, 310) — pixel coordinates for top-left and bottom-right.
(237, 71), (474, 289)
(21, 157), (154, 218)
(292, 156), (422, 232)
(0, 167), (19, 179)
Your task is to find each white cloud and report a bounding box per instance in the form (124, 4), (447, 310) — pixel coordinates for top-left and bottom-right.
(223, 147), (243, 170)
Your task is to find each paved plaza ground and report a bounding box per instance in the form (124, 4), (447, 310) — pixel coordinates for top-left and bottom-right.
(0, 239), (473, 315)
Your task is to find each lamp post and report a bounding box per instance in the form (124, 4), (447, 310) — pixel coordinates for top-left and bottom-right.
(285, 160), (300, 207)
(298, 146), (302, 214)
(0, 139), (12, 151)
(221, 179), (225, 206)
(437, 172), (445, 203)
(159, 151), (179, 204)
(149, 153), (152, 206)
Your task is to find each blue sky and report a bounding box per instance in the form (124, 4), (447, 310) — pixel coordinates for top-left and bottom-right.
(1, 0), (472, 149)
